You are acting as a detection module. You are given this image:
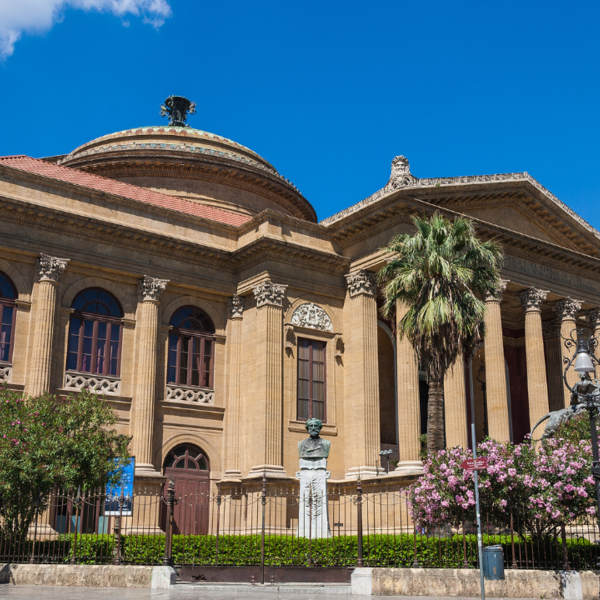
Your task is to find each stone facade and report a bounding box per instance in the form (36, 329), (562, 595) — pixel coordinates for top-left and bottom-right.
(2, 119), (600, 531)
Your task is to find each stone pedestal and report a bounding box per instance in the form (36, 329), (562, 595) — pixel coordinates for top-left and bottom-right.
(296, 458), (330, 538)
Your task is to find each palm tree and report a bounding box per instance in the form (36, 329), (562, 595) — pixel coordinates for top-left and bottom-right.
(378, 212), (503, 455)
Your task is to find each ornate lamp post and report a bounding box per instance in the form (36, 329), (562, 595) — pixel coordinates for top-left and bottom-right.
(562, 327), (600, 543)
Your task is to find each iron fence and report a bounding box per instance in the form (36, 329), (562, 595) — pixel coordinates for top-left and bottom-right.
(0, 476), (598, 577)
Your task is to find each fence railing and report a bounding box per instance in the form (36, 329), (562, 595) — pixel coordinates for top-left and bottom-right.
(1, 476), (598, 573)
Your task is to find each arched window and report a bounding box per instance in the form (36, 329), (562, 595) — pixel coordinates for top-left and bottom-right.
(167, 306), (215, 389)
(0, 272), (17, 364)
(67, 288), (123, 376)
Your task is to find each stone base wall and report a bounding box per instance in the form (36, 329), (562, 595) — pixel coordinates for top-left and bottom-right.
(360, 567), (599, 599)
(0, 564), (176, 589)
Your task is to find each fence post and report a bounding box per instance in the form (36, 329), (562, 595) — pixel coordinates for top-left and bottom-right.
(29, 497), (41, 565)
(163, 479), (175, 566)
(71, 489), (82, 565)
(260, 471), (267, 584)
(510, 509), (517, 569)
(113, 491), (124, 565)
(356, 478), (363, 568)
(215, 485), (221, 567)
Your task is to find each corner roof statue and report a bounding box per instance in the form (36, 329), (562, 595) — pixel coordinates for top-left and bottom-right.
(160, 95), (197, 127)
(298, 418), (330, 459)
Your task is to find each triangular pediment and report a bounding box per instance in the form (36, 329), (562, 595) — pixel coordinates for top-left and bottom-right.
(457, 204), (557, 245)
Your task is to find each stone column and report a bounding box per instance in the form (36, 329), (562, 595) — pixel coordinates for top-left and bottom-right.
(444, 352), (468, 448)
(344, 270), (380, 479)
(395, 300), (423, 472)
(131, 275), (169, 475)
(553, 297), (582, 408)
(222, 294), (244, 481)
(518, 288), (550, 431)
(543, 319), (564, 412)
(484, 281), (510, 442)
(248, 281), (287, 479)
(26, 253), (69, 397)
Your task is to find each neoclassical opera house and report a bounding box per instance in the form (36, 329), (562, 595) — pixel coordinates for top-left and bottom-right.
(1, 97), (599, 527)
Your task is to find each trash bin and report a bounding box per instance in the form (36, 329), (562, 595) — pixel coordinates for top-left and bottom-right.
(482, 545), (505, 580)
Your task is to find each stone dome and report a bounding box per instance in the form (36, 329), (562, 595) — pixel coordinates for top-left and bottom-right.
(58, 125), (317, 222)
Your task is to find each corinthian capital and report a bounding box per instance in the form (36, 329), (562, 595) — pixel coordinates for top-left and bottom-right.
(585, 308), (600, 330)
(518, 287), (548, 313)
(552, 297), (582, 322)
(484, 279), (509, 302)
(37, 253), (70, 283)
(139, 275), (169, 302)
(229, 294), (245, 319)
(253, 281), (287, 308)
(345, 270), (377, 297)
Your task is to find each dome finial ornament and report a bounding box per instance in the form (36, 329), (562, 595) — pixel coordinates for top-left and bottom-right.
(160, 95), (196, 127)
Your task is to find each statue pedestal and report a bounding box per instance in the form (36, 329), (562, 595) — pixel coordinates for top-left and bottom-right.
(296, 458), (330, 539)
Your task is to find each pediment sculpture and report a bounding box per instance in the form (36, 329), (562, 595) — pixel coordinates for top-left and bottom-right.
(291, 303), (333, 332)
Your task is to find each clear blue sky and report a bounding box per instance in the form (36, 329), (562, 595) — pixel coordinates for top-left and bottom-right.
(1, 1), (599, 226)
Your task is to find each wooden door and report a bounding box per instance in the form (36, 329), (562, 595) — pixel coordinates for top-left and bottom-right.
(163, 444), (210, 535)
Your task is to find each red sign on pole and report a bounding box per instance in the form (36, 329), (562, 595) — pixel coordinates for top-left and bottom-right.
(460, 457), (488, 470)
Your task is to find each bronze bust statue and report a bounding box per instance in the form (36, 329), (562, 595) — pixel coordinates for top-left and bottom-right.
(298, 418), (330, 460)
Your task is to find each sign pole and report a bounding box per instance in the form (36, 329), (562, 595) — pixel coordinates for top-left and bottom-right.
(471, 423), (485, 600)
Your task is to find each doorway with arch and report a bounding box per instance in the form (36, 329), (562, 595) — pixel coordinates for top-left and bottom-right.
(162, 444), (210, 535)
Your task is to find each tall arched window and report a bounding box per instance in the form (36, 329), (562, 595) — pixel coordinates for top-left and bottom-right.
(0, 272), (17, 364)
(67, 289), (123, 376)
(167, 307), (215, 389)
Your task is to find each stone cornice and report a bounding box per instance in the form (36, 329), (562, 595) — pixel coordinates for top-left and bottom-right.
(0, 193), (234, 270)
(0, 164), (241, 236)
(321, 168), (600, 249)
(232, 237), (350, 276)
(63, 151), (317, 222)
(327, 191), (600, 283)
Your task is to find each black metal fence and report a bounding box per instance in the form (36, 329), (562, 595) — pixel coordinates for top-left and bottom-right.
(1, 477), (598, 580)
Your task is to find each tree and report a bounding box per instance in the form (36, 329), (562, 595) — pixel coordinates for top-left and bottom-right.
(378, 212), (502, 454)
(0, 387), (130, 540)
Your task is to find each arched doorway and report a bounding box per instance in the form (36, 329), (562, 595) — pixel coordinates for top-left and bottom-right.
(163, 444), (210, 535)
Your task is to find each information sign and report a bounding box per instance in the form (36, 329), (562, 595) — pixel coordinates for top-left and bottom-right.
(460, 457), (488, 470)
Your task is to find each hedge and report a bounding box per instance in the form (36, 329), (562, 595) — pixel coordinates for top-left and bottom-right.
(2, 533), (597, 569)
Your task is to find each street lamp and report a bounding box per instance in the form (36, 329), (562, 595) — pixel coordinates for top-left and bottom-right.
(562, 327), (600, 549)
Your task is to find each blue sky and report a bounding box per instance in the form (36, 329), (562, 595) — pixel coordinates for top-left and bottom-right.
(1, 1), (599, 226)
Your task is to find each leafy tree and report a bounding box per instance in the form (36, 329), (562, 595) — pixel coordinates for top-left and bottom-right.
(0, 387), (130, 540)
(378, 212), (502, 454)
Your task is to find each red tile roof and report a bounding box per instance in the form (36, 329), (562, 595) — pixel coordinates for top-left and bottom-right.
(0, 155), (252, 227)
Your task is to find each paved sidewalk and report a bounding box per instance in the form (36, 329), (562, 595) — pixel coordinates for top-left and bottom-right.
(0, 586), (541, 600)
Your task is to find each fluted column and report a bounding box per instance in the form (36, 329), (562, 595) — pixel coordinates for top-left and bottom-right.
(248, 281), (287, 478)
(444, 352), (468, 448)
(484, 281), (510, 442)
(131, 275), (168, 475)
(518, 288), (550, 431)
(344, 270), (380, 479)
(543, 319), (564, 412)
(26, 254), (69, 397)
(553, 297), (582, 408)
(395, 300), (423, 471)
(222, 295), (244, 481)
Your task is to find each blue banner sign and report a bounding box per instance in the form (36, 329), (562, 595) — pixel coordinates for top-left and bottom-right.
(105, 457), (135, 516)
